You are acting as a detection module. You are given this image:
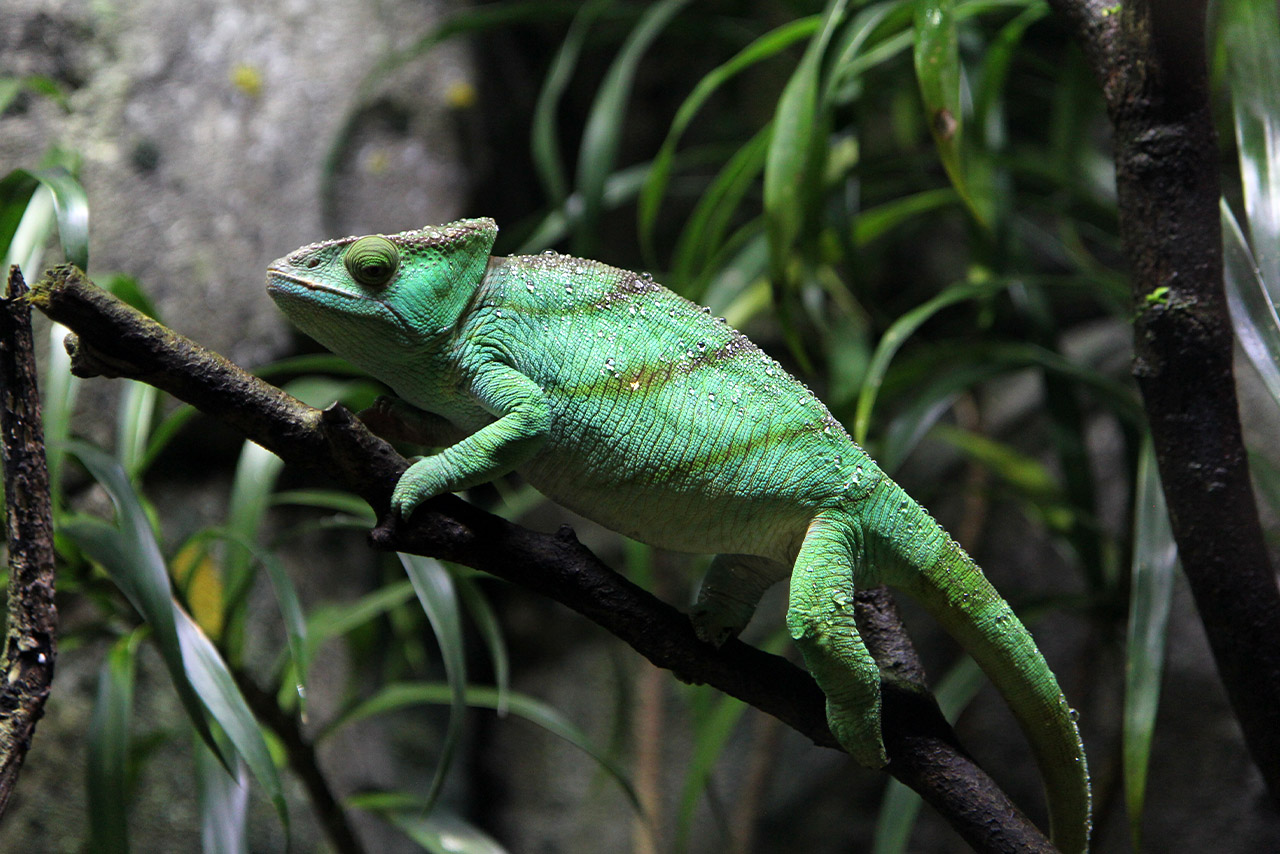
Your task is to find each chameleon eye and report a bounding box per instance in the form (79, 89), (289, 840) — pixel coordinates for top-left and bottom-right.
(344, 236), (400, 287)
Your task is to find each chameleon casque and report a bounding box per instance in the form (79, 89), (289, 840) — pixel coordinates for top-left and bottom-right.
(266, 217), (1090, 851)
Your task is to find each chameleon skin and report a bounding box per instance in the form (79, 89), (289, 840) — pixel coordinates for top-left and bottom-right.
(267, 218), (1090, 852)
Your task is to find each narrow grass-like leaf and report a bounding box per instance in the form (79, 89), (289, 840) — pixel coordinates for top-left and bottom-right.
(515, 161), (653, 254)
(304, 580), (417, 663)
(672, 128), (770, 289)
(116, 380), (158, 479)
(137, 404), (200, 475)
(43, 321), (81, 506)
(1123, 439), (1178, 852)
(0, 75), (67, 113)
(1223, 200), (1280, 404)
(222, 441), (285, 614)
(913, 0), (993, 227)
(455, 577), (510, 716)
(532, 0), (610, 204)
(174, 605), (289, 832)
(763, 0), (847, 274)
(638, 14), (823, 257)
(272, 488), (378, 522)
(401, 554), (468, 810)
(852, 187), (959, 245)
(87, 630), (143, 854)
(61, 441), (223, 763)
(325, 683), (638, 808)
(348, 794), (509, 854)
(572, 0), (691, 256)
(853, 277), (1010, 444)
(674, 692), (749, 853)
(1, 166), (89, 271)
(194, 742), (249, 854)
(1221, 0), (1280, 303)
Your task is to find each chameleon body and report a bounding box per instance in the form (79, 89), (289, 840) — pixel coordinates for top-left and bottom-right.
(267, 218), (1090, 851)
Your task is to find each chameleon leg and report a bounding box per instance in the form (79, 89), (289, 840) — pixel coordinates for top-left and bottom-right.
(692, 554), (789, 646)
(787, 512), (886, 767)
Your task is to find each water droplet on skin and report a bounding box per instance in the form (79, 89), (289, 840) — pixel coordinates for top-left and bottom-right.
(495, 309), (502, 317)
(641, 271), (654, 281)
(701, 305), (712, 314)
(697, 341), (707, 351)
(604, 358), (616, 371)
(543, 249), (557, 257)
(708, 393), (716, 402)
(566, 285), (574, 294)
(765, 368), (775, 376)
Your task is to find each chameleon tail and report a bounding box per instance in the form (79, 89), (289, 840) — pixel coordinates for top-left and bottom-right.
(873, 483), (1091, 854)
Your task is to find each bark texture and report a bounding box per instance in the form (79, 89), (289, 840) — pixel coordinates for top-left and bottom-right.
(0, 267), (58, 817)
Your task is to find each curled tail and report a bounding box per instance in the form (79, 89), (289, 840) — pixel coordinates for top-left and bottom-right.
(875, 484), (1092, 853)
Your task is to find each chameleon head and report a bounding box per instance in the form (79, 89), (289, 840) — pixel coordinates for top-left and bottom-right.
(266, 218), (499, 368)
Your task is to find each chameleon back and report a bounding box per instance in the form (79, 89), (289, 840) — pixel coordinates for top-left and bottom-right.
(463, 253), (882, 558)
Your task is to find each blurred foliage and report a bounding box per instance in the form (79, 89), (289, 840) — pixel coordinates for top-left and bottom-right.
(5, 0), (1280, 851)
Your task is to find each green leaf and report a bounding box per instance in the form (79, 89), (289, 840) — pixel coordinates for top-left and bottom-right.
(115, 380), (158, 479)
(222, 441), (285, 612)
(672, 128), (770, 290)
(913, 0), (992, 227)
(638, 14), (823, 258)
(87, 630), (143, 854)
(349, 794), (509, 854)
(1122, 439), (1178, 852)
(0, 166), (89, 271)
(1223, 199), (1280, 405)
(62, 442), (288, 831)
(532, 0), (611, 204)
(455, 577), (510, 716)
(400, 554), (468, 810)
(674, 692), (750, 852)
(174, 606), (289, 834)
(763, 0), (848, 275)
(326, 682), (639, 809)
(1221, 0), (1280, 303)
(194, 741), (249, 854)
(853, 277), (1009, 444)
(272, 488), (378, 522)
(852, 188), (959, 245)
(572, 0), (691, 256)
(304, 580), (417, 662)
(61, 442), (223, 763)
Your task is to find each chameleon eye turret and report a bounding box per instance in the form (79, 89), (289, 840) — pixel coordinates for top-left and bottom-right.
(344, 236), (400, 287)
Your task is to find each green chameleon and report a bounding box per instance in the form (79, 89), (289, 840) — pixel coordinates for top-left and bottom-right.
(266, 218), (1090, 851)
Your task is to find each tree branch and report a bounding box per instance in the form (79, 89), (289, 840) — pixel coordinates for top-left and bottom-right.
(29, 265), (1055, 852)
(1050, 0), (1280, 802)
(0, 266), (58, 817)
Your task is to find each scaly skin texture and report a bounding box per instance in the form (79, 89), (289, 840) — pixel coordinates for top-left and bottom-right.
(267, 218), (1091, 852)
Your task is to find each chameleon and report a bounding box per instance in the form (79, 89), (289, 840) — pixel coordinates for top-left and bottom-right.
(266, 217), (1090, 852)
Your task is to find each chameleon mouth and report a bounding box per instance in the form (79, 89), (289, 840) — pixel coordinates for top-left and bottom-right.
(265, 267), (366, 302)
(265, 266), (415, 333)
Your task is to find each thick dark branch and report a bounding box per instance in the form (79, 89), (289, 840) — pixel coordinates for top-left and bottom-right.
(0, 267), (58, 817)
(31, 266), (1053, 852)
(1051, 0), (1280, 802)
